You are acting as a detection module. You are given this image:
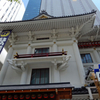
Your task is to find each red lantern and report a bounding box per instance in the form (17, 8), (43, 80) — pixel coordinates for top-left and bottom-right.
(37, 94), (42, 99)
(92, 42), (95, 46)
(98, 42), (100, 46)
(20, 94), (24, 99)
(25, 94), (30, 99)
(2, 95), (7, 100)
(14, 95), (18, 100)
(8, 95), (12, 100)
(44, 94), (48, 98)
(31, 94), (36, 99)
(89, 43), (92, 47)
(50, 94), (55, 98)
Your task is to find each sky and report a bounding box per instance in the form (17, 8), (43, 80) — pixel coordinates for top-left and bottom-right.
(22, 0), (100, 11)
(92, 0), (100, 11)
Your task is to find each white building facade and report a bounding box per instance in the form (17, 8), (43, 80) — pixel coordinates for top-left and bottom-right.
(0, 10), (99, 99)
(0, 0), (100, 100)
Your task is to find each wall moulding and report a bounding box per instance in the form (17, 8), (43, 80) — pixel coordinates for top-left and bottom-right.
(7, 54), (71, 71)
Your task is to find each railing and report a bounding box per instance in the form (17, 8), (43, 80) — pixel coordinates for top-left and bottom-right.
(78, 41), (100, 48)
(14, 51), (67, 59)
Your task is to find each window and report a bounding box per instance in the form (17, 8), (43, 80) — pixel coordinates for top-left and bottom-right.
(30, 68), (49, 84)
(35, 48), (49, 54)
(3, 3), (6, 6)
(10, 16), (13, 21)
(1, 14), (4, 19)
(6, 8), (8, 12)
(81, 53), (93, 63)
(4, 18), (7, 22)
(8, 13), (10, 17)
(36, 37), (49, 40)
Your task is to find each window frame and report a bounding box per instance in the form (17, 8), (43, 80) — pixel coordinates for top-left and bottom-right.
(30, 68), (49, 84)
(34, 47), (49, 54)
(81, 53), (93, 63)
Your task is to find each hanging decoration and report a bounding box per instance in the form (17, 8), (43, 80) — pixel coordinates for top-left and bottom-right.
(37, 94), (42, 99)
(8, 95), (12, 100)
(20, 94), (24, 99)
(14, 95), (18, 100)
(0, 30), (12, 54)
(2, 95), (7, 100)
(44, 94), (48, 98)
(50, 93), (55, 98)
(31, 94), (36, 99)
(25, 94), (30, 99)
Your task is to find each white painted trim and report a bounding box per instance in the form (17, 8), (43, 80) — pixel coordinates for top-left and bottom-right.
(12, 40), (73, 50)
(80, 48), (93, 52)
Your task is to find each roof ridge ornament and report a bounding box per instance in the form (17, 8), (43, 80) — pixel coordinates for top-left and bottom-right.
(40, 10), (48, 15)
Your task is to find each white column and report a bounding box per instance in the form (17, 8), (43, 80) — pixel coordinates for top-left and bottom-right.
(27, 44), (32, 54)
(20, 44), (32, 84)
(0, 45), (13, 85)
(93, 48), (100, 63)
(52, 39), (57, 52)
(20, 67), (28, 84)
(73, 39), (85, 85)
(52, 40), (60, 83)
(53, 66), (60, 83)
(86, 87), (93, 100)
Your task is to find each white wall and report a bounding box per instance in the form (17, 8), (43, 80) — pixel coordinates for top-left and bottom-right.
(0, 48), (7, 64)
(2, 42), (82, 87)
(3, 48), (26, 85)
(58, 45), (81, 87)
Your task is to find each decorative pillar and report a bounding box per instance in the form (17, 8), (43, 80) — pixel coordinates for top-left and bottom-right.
(52, 39), (60, 83)
(20, 68), (28, 84)
(53, 69), (60, 83)
(86, 87), (93, 100)
(93, 48), (100, 63)
(0, 45), (13, 85)
(52, 39), (57, 52)
(27, 44), (32, 54)
(20, 44), (32, 84)
(53, 62), (60, 83)
(72, 39), (85, 85)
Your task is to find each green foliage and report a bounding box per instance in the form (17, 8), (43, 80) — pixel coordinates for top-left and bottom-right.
(7, 0), (20, 3)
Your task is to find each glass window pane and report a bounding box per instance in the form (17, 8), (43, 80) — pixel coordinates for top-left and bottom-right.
(35, 48), (49, 54)
(41, 69), (45, 84)
(44, 69), (49, 83)
(31, 68), (49, 84)
(31, 69), (36, 84)
(36, 69), (40, 84)
(81, 53), (93, 63)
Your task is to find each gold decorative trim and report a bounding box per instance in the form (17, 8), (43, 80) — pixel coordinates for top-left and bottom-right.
(62, 48), (64, 55)
(39, 15), (48, 19)
(28, 44), (30, 46)
(54, 42), (56, 44)
(74, 40), (76, 42)
(10, 45), (12, 47)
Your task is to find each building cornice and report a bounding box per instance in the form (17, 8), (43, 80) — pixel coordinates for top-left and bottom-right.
(0, 12), (96, 33)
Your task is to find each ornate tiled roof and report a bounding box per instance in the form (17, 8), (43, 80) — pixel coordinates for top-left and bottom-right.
(72, 87), (98, 95)
(30, 10), (96, 21)
(0, 10), (96, 24)
(72, 87), (88, 95)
